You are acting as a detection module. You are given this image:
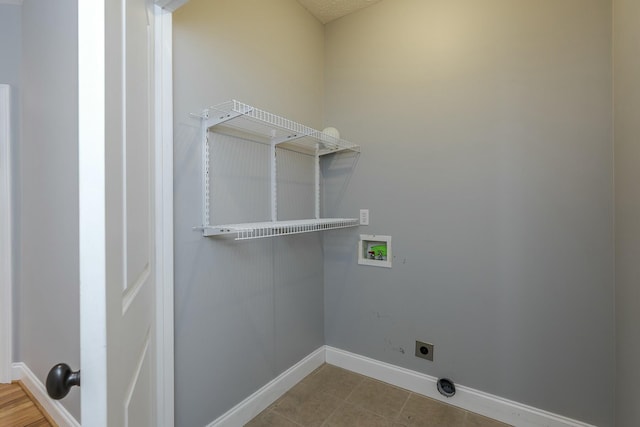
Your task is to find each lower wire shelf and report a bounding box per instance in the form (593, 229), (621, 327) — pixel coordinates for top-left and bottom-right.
(203, 218), (359, 240)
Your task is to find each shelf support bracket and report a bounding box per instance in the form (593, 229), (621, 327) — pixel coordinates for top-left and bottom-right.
(201, 110), (210, 228)
(270, 140), (277, 222)
(271, 132), (311, 146)
(315, 145), (320, 219)
(202, 108), (246, 130)
(200, 107), (248, 230)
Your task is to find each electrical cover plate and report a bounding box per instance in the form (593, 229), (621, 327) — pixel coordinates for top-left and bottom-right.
(415, 340), (434, 361)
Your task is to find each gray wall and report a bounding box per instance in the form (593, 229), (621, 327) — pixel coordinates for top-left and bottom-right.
(20, 0), (80, 420)
(0, 5), (20, 86)
(323, 1), (615, 426)
(172, 1), (325, 425)
(0, 5), (20, 140)
(0, 4), (21, 161)
(0, 5), (22, 345)
(614, 0), (640, 425)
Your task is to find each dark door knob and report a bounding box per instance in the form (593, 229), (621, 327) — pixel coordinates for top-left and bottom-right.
(46, 363), (80, 400)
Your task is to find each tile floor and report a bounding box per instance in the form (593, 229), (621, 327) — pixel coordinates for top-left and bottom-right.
(246, 364), (511, 427)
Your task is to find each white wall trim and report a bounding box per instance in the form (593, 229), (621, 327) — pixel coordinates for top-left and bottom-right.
(154, 7), (175, 427)
(0, 84), (12, 384)
(325, 346), (598, 427)
(78, 0), (107, 423)
(207, 347), (326, 427)
(12, 363), (80, 427)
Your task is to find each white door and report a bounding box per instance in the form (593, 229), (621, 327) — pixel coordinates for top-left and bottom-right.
(79, 0), (157, 425)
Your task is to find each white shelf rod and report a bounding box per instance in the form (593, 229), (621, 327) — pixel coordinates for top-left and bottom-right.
(271, 141), (277, 222)
(315, 146), (320, 219)
(201, 109), (211, 228)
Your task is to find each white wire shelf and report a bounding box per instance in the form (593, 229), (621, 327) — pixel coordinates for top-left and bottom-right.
(200, 100), (360, 156)
(203, 218), (359, 240)
(195, 100), (361, 240)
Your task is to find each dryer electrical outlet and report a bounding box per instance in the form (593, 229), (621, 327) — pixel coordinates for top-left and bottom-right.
(415, 340), (434, 361)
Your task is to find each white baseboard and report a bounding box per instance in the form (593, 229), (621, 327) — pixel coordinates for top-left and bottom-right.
(12, 362), (81, 427)
(325, 346), (596, 427)
(207, 347), (325, 427)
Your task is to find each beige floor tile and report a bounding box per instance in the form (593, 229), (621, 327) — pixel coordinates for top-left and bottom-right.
(244, 409), (301, 427)
(346, 378), (410, 419)
(324, 402), (394, 427)
(302, 364), (365, 400)
(249, 364), (508, 427)
(465, 411), (512, 426)
(270, 381), (341, 426)
(397, 393), (466, 427)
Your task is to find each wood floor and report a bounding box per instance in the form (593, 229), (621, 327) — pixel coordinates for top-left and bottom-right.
(0, 382), (55, 427)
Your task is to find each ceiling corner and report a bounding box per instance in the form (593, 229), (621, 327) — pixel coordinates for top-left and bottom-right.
(297, 0), (384, 24)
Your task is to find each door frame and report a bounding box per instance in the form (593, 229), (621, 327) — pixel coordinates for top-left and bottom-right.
(154, 6), (175, 426)
(155, 2), (189, 423)
(0, 84), (12, 384)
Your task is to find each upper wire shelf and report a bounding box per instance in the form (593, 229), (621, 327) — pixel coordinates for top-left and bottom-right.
(202, 218), (359, 240)
(199, 100), (360, 156)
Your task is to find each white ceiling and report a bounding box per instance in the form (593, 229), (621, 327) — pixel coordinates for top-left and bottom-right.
(297, 0), (384, 24)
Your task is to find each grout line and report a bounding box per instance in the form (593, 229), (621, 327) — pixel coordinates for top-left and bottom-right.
(340, 376), (410, 424)
(318, 399), (344, 427)
(395, 391), (412, 422)
(342, 374), (365, 403)
(320, 367), (367, 427)
(268, 408), (304, 427)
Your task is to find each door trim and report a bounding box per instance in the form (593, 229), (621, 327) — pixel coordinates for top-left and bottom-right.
(155, 7), (175, 426)
(0, 84), (12, 384)
(78, 0), (107, 422)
